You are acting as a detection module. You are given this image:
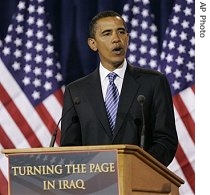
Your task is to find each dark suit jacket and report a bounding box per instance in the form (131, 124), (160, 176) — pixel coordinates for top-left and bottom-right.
(60, 63), (178, 166)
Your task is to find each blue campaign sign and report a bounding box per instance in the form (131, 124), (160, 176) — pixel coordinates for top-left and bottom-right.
(9, 150), (119, 195)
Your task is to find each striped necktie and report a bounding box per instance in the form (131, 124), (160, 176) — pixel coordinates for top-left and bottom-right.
(105, 72), (119, 133)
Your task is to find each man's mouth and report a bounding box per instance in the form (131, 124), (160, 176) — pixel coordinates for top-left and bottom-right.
(112, 47), (123, 55)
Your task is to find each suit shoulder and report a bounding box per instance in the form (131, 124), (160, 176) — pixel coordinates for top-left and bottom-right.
(128, 64), (164, 78)
(66, 69), (97, 88)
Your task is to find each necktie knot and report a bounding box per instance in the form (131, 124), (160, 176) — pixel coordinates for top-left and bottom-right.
(107, 72), (117, 83)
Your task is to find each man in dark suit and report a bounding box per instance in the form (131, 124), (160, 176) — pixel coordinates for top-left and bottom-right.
(60, 10), (178, 167)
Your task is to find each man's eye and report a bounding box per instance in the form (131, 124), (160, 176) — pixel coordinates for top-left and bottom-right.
(103, 33), (110, 36)
(119, 30), (126, 34)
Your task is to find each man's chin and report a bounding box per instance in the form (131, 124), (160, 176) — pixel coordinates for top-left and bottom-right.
(112, 59), (124, 68)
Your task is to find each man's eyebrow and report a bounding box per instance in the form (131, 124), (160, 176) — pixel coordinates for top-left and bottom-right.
(101, 27), (126, 34)
(101, 29), (112, 34)
(117, 27), (126, 31)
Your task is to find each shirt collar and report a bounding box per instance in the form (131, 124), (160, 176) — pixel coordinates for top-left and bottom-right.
(99, 59), (127, 82)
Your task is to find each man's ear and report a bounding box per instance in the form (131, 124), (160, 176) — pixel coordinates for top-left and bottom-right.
(88, 38), (97, 51)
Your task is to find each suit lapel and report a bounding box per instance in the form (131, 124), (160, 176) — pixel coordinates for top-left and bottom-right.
(113, 65), (140, 138)
(84, 68), (113, 139)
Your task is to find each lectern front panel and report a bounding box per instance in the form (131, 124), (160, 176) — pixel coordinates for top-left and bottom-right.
(8, 150), (119, 195)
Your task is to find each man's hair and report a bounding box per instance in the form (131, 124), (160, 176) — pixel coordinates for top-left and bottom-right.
(89, 10), (127, 38)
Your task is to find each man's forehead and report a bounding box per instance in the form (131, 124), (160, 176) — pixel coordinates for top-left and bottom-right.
(97, 16), (123, 23)
(95, 16), (125, 30)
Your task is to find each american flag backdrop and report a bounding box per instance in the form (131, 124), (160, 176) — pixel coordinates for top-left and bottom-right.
(0, 0), (64, 194)
(123, 0), (195, 194)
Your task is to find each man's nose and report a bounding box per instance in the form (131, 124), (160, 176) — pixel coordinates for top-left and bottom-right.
(112, 32), (120, 43)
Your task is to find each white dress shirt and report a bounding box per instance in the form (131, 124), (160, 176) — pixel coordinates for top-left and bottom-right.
(99, 59), (127, 100)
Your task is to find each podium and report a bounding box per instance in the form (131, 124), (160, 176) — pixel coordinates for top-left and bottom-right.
(2, 144), (184, 195)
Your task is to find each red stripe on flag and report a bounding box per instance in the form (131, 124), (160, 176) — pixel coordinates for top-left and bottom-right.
(0, 84), (42, 147)
(0, 125), (15, 149)
(173, 94), (195, 142)
(36, 89), (63, 146)
(56, 130), (61, 146)
(175, 144), (195, 193)
(0, 170), (8, 195)
(54, 89), (64, 105)
(191, 85), (195, 93)
(49, 89), (63, 145)
(35, 103), (57, 134)
(35, 102), (61, 145)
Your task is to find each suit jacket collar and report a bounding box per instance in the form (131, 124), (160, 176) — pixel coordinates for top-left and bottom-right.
(84, 68), (113, 138)
(113, 64), (141, 139)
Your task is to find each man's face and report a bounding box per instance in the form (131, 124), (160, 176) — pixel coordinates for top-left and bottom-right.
(88, 16), (129, 71)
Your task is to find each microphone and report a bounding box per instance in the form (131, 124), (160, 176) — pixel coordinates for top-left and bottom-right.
(49, 97), (80, 147)
(137, 95), (146, 149)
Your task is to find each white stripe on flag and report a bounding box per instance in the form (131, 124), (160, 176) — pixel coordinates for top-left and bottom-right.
(43, 94), (62, 125)
(0, 145), (9, 181)
(43, 95), (62, 147)
(179, 87), (195, 120)
(174, 107), (195, 171)
(168, 158), (194, 195)
(0, 102), (31, 148)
